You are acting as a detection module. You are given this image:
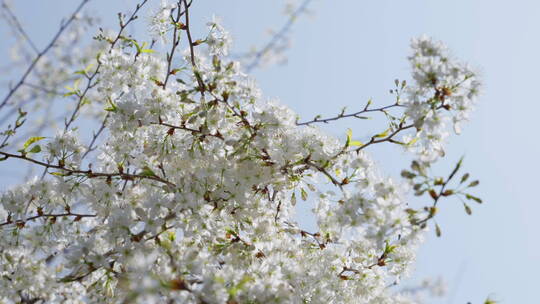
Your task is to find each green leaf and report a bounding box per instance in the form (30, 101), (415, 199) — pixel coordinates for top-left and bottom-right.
(59, 276), (76, 283)
(467, 180), (479, 188)
(465, 193), (483, 204)
(50, 172), (68, 177)
(435, 223), (441, 237)
(300, 188), (308, 201)
(18, 108), (27, 118)
(104, 98), (118, 112)
(28, 145), (41, 153)
(345, 129), (362, 146)
(384, 240), (397, 254)
(140, 166), (157, 177)
(138, 42), (155, 54)
(463, 203), (472, 215)
(448, 156), (464, 181)
(171, 68), (185, 75)
(442, 189), (454, 196)
(23, 137), (45, 149)
(291, 192), (297, 206)
(406, 137), (419, 146)
(84, 63), (94, 73)
(410, 160), (425, 176)
(484, 297), (498, 304)
(460, 173), (470, 184)
(345, 128), (353, 147)
(374, 128), (390, 138)
(74, 64), (94, 76)
(64, 79), (82, 97)
(366, 98), (372, 108)
(63, 91), (77, 97)
(400, 170), (416, 179)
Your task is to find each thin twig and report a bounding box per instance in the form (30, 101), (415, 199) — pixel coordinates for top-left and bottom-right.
(245, 0), (314, 72)
(81, 114), (109, 159)
(0, 212), (96, 227)
(1, 1), (39, 53)
(182, 0), (205, 96)
(162, 1), (183, 89)
(0, 0), (91, 110)
(296, 102), (404, 126)
(23, 82), (65, 95)
(63, 0), (150, 132)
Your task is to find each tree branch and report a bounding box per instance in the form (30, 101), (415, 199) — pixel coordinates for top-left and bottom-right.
(245, 0), (314, 72)
(0, 0), (91, 110)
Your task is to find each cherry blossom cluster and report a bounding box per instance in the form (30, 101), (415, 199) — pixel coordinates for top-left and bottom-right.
(0, 1), (481, 303)
(403, 36), (481, 163)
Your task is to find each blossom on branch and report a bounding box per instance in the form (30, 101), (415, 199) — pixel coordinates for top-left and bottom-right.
(0, 1), (483, 303)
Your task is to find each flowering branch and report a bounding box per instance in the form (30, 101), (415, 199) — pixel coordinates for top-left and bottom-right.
(0, 151), (177, 188)
(0, 1), (483, 302)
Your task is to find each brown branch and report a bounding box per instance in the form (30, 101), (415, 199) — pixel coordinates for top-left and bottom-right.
(0, 151), (176, 188)
(296, 102), (404, 126)
(63, 71), (99, 131)
(414, 167), (458, 226)
(162, 1), (183, 89)
(108, 0), (150, 53)
(153, 120), (225, 140)
(354, 123), (415, 153)
(305, 160), (343, 189)
(182, 0), (196, 67)
(299, 229), (328, 249)
(0, 212), (96, 227)
(182, 0), (205, 96)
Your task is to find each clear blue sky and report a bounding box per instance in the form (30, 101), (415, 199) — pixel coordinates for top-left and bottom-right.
(1, 1), (539, 303)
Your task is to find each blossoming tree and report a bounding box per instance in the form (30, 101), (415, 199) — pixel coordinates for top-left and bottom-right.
(0, 0), (484, 303)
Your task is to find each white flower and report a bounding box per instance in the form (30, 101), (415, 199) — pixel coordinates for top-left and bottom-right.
(206, 15), (231, 56)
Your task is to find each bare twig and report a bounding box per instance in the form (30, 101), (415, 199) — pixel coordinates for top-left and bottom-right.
(1, 1), (39, 53)
(296, 102), (404, 126)
(245, 0), (314, 72)
(182, 0), (205, 96)
(81, 114), (109, 159)
(23, 82), (65, 95)
(0, 0), (91, 110)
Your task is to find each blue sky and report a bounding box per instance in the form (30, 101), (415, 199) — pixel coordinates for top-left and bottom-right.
(1, 1), (539, 303)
